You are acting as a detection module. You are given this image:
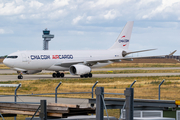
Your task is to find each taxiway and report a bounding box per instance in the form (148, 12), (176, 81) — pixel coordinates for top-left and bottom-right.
(1, 68), (180, 81)
(0, 70), (180, 81)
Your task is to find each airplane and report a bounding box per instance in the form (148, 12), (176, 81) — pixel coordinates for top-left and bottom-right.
(3, 21), (176, 79)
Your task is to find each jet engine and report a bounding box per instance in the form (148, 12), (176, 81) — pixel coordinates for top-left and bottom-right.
(69, 64), (91, 75)
(20, 70), (42, 74)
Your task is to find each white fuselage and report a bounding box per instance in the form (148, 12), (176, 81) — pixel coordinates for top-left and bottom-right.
(3, 49), (123, 72)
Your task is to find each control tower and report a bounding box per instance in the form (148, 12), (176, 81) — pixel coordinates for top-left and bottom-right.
(42, 29), (54, 50)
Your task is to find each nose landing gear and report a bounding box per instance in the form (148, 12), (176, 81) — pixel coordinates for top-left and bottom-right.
(17, 73), (23, 79)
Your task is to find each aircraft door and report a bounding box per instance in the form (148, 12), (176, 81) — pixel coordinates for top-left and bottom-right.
(21, 53), (27, 62)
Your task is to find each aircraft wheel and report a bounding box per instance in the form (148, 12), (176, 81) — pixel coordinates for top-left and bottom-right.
(56, 73), (61, 78)
(18, 75), (23, 79)
(52, 73), (56, 78)
(60, 73), (64, 78)
(89, 73), (92, 78)
(80, 75), (84, 78)
(84, 74), (88, 78)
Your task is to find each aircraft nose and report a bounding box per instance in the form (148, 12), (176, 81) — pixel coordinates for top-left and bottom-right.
(3, 58), (8, 66)
(3, 58), (13, 67)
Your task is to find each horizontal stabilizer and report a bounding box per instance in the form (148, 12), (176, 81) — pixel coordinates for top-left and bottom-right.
(169, 50), (177, 56)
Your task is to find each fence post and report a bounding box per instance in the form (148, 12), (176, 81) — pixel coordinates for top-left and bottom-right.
(124, 88), (134, 120)
(14, 83), (21, 120)
(14, 83), (21, 103)
(92, 81), (98, 98)
(130, 80), (136, 88)
(95, 87), (104, 120)
(55, 82), (62, 103)
(159, 79), (165, 100)
(91, 81), (98, 108)
(40, 100), (47, 120)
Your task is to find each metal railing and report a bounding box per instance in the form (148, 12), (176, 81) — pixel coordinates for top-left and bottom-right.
(0, 81), (99, 104)
(0, 79), (166, 104)
(0, 80), (137, 101)
(0, 79), (168, 120)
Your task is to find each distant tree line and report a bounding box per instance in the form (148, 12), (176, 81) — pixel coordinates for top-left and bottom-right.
(0, 55), (7, 59)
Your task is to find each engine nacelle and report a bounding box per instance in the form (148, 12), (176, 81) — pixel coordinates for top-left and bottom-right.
(22, 70), (42, 74)
(69, 64), (91, 75)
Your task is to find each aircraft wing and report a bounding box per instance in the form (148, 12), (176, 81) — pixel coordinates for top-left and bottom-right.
(55, 50), (177, 67)
(122, 48), (157, 57)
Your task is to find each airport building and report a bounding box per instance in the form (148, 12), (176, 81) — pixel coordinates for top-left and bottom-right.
(42, 29), (54, 50)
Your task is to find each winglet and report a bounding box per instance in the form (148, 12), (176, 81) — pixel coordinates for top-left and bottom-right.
(169, 50), (177, 56)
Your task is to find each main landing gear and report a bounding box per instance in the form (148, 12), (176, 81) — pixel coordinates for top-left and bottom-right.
(52, 72), (64, 78)
(80, 73), (92, 78)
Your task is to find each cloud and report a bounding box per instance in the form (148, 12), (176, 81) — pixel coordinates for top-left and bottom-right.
(15, 0), (23, 4)
(29, 0), (43, 9)
(1, 0), (180, 24)
(72, 15), (84, 24)
(142, 0), (180, 19)
(68, 30), (84, 35)
(48, 10), (67, 20)
(0, 2), (25, 15)
(103, 9), (118, 20)
(0, 28), (13, 34)
(30, 13), (42, 19)
(87, 16), (92, 21)
(52, 0), (69, 8)
(19, 14), (26, 19)
(89, 0), (128, 8)
(0, 29), (5, 34)
(0, 0), (180, 55)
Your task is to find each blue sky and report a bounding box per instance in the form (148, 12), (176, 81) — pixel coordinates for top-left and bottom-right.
(0, 0), (180, 56)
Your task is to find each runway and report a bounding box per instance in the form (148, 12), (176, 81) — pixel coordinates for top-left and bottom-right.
(1, 67), (180, 74)
(2, 73), (180, 81)
(1, 68), (180, 80)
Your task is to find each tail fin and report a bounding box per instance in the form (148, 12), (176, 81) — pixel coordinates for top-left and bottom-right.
(109, 21), (134, 50)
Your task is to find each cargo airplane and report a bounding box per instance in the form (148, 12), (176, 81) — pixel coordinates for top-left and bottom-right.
(3, 21), (176, 79)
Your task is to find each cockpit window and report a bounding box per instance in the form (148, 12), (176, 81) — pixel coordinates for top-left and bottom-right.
(6, 56), (18, 59)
